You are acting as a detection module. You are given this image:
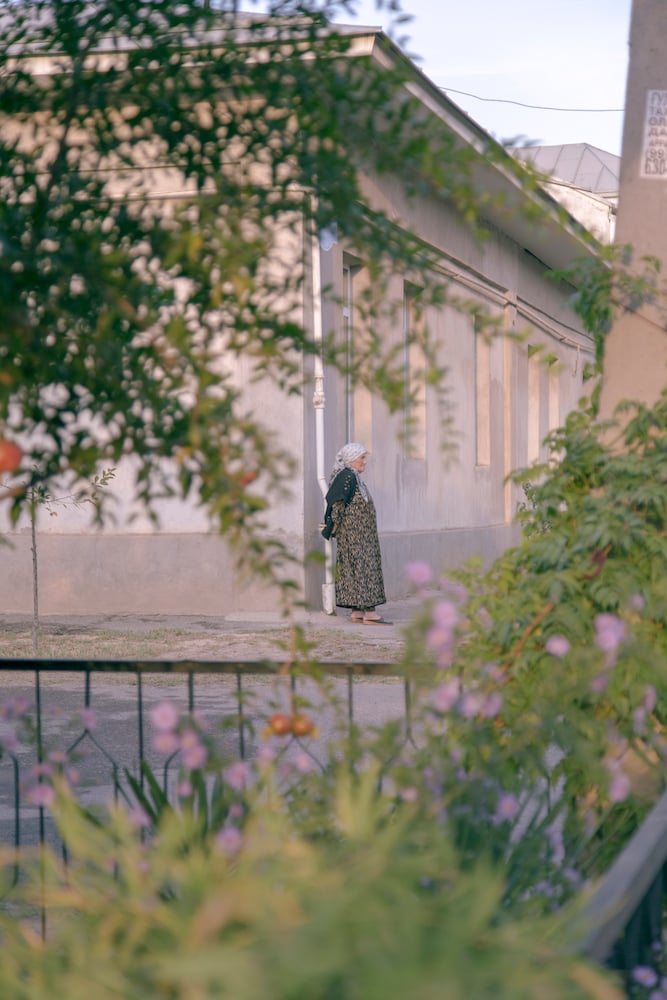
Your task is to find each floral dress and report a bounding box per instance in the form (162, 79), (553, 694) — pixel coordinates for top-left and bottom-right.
(330, 478), (386, 610)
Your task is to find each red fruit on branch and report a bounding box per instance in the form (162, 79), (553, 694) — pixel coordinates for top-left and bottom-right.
(0, 439), (23, 473)
(268, 713), (293, 736)
(291, 714), (315, 737)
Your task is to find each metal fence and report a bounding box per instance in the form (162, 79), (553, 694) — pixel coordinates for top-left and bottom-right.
(579, 787), (667, 991)
(0, 658), (412, 857)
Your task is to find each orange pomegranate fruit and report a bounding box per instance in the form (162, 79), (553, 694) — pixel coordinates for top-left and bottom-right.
(0, 439), (23, 473)
(268, 712), (293, 737)
(291, 714), (315, 737)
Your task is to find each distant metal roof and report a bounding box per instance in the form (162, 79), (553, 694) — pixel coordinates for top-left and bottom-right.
(512, 143), (620, 194)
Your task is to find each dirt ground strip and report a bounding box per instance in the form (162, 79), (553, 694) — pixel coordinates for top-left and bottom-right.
(0, 614), (406, 664)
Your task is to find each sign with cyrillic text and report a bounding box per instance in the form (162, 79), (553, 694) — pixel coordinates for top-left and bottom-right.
(641, 90), (667, 177)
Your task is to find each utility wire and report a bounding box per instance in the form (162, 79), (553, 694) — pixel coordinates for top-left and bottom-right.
(441, 86), (623, 113)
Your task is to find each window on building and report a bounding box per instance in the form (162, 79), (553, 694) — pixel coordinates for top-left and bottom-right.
(342, 261), (356, 442)
(527, 344), (541, 464)
(475, 320), (491, 467)
(403, 281), (426, 459)
(342, 256), (372, 446)
(548, 361), (560, 432)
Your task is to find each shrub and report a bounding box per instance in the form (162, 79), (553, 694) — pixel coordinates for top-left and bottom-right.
(0, 769), (622, 1000)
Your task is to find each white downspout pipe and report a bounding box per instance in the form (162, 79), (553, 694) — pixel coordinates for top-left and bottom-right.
(312, 224), (336, 614)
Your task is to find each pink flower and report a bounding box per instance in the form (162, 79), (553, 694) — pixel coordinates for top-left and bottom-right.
(27, 783), (55, 808)
(80, 707), (97, 731)
(180, 729), (207, 770)
(426, 628), (454, 670)
(127, 806), (151, 829)
(458, 690), (485, 719)
(405, 561), (433, 587)
(609, 772), (631, 803)
(293, 752), (313, 774)
(150, 701), (180, 733)
(224, 761), (251, 791)
(545, 635), (570, 658)
(480, 692), (503, 718)
(216, 826), (243, 855)
(256, 745), (276, 765)
(632, 967), (659, 988)
(594, 613), (627, 655)
(2, 731), (18, 753)
(181, 743), (207, 772)
(31, 762), (54, 778)
(399, 786), (419, 803)
(440, 578), (468, 604)
(431, 679), (459, 713)
(1, 697), (31, 721)
(426, 624), (452, 652)
(425, 626), (455, 668)
(153, 730), (180, 755)
(433, 599), (459, 630)
(494, 792), (519, 823)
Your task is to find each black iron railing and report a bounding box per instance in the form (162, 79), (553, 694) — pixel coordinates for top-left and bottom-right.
(579, 788), (667, 991)
(0, 658), (411, 856)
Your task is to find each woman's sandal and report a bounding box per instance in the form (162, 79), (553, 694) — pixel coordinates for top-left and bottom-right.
(350, 612), (364, 623)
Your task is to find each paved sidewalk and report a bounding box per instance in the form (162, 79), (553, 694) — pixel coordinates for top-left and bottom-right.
(1, 598), (418, 633)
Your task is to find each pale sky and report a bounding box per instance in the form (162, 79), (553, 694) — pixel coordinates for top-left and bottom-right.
(345, 0), (633, 154)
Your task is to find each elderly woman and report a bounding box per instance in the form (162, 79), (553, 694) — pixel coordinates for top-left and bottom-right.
(322, 442), (391, 624)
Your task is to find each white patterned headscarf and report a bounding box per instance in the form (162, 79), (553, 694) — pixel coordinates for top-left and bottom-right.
(329, 442), (369, 498)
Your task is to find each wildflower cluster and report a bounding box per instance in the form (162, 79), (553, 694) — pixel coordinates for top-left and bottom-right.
(0, 696), (34, 755)
(145, 699), (323, 851)
(400, 554), (667, 912)
(629, 957), (667, 1000)
(13, 704), (98, 808)
(150, 701), (210, 770)
(590, 612), (628, 691)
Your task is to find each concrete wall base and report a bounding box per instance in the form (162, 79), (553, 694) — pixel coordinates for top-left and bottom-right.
(382, 523), (521, 599)
(1, 524), (521, 616)
(305, 523), (522, 611)
(0, 533), (302, 615)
